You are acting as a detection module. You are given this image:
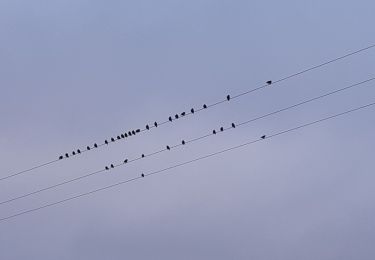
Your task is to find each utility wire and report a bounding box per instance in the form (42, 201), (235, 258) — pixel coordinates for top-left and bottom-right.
(2, 43), (375, 182)
(1, 77), (374, 206)
(1, 101), (374, 223)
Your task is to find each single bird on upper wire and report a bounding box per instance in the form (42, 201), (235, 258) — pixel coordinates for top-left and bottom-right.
(220, 127), (224, 132)
(121, 134), (125, 138)
(111, 137), (115, 142)
(72, 151), (76, 155)
(182, 140), (186, 145)
(266, 80), (272, 85)
(154, 122), (158, 127)
(136, 129), (141, 133)
(65, 153), (69, 158)
(213, 130), (217, 135)
(124, 133), (128, 138)
(227, 95), (231, 101)
(111, 164), (114, 169)
(117, 136), (121, 140)
(232, 123), (236, 128)
(142, 154), (145, 158)
(105, 166), (109, 170)
(59, 155), (63, 160)
(169, 116), (173, 122)
(105, 140), (109, 145)
(166, 145), (171, 150)
(261, 135), (266, 139)
(141, 173), (145, 178)
(128, 131), (132, 136)
(146, 124), (150, 130)
(77, 149), (81, 154)
(175, 114), (179, 119)
(191, 108), (195, 114)
(87, 146), (91, 151)
(124, 159), (128, 164)
(94, 143), (98, 148)
(181, 112), (186, 116)
(132, 130), (136, 135)
(203, 104), (207, 109)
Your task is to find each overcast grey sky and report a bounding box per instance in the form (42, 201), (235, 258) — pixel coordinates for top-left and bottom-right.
(1, 0), (375, 259)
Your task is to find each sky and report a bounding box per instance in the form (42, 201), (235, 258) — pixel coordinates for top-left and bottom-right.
(0, 0), (375, 259)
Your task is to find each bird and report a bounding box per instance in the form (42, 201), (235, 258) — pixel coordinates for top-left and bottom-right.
(175, 114), (179, 119)
(87, 146), (91, 150)
(182, 140), (186, 145)
(203, 104), (207, 109)
(154, 122), (158, 127)
(132, 130), (136, 135)
(181, 112), (186, 116)
(72, 151), (76, 155)
(128, 131), (132, 136)
(146, 124), (150, 130)
(65, 153), (69, 158)
(266, 80), (272, 85)
(261, 135), (266, 139)
(166, 145), (171, 150)
(213, 130), (217, 135)
(191, 108), (195, 114)
(111, 164), (114, 169)
(220, 127), (224, 132)
(141, 173), (145, 178)
(105, 166), (109, 170)
(124, 159), (128, 164)
(94, 143), (98, 148)
(117, 136), (121, 140)
(231, 123), (236, 128)
(136, 129), (141, 133)
(124, 133), (128, 138)
(121, 134), (125, 138)
(59, 155), (63, 160)
(77, 149), (81, 154)
(169, 116), (173, 122)
(105, 140), (109, 145)
(227, 95), (231, 101)
(111, 137), (115, 142)
(142, 154), (145, 158)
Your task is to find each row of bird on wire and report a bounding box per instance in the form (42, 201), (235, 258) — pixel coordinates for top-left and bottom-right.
(58, 81), (274, 161)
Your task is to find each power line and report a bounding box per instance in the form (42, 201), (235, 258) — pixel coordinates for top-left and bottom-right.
(1, 77), (374, 206)
(2, 43), (375, 182)
(1, 101), (374, 223)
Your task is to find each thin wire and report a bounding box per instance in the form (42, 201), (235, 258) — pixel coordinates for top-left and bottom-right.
(1, 77), (374, 206)
(1, 101), (374, 223)
(2, 43), (375, 182)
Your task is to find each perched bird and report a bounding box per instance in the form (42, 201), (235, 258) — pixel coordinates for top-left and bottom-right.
(105, 166), (109, 170)
(128, 131), (132, 136)
(203, 104), (207, 109)
(59, 155), (63, 160)
(77, 149), (81, 154)
(182, 140), (186, 145)
(266, 80), (272, 85)
(169, 116), (173, 122)
(136, 129), (141, 133)
(124, 133), (128, 138)
(72, 151), (76, 155)
(94, 143), (98, 148)
(142, 154), (145, 158)
(121, 134), (125, 138)
(261, 135), (266, 139)
(213, 130), (217, 135)
(232, 123), (236, 128)
(154, 122), (158, 127)
(105, 140), (109, 145)
(65, 153), (69, 158)
(227, 95), (231, 101)
(141, 173), (145, 178)
(181, 112), (186, 116)
(175, 114), (179, 119)
(111, 137), (115, 142)
(87, 146), (91, 151)
(220, 127), (224, 132)
(111, 164), (114, 169)
(191, 108), (195, 114)
(117, 136), (121, 140)
(166, 145), (171, 150)
(132, 130), (136, 135)
(124, 159), (128, 164)
(146, 124), (150, 130)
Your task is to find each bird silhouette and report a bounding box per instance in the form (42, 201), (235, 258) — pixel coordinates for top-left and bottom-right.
(191, 108), (195, 114)
(146, 125), (150, 130)
(72, 151), (76, 155)
(142, 154), (145, 158)
(87, 146), (91, 150)
(154, 122), (158, 127)
(181, 112), (186, 116)
(105, 166), (109, 170)
(232, 123), (236, 128)
(111, 137), (115, 142)
(182, 140), (186, 145)
(220, 127), (224, 132)
(132, 130), (136, 135)
(141, 173), (145, 178)
(105, 140), (109, 145)
(111, 164), (114, 169)
(166, 145), (170, 150)
(124, 133), (128, 138)
(175, 114), (179, 119)
(261, 135), (266, 139)
(65, 153), (69, 158)
(124, 159), (128, 164)
(121, 134), (125, 138)
(169, 116), (173, 122)
(227, 95), (231, 101)
(77, 149), (81, 154)
(59, 155), (63, 160)
(136, 129), (140, 133)
(128, 131), (132, 136)
(94, 143), (98, 148)
(266, 80), (272, 85)
(203, 104), (207, 109)
(213, 130), (217, 134)
(117, 136), (121, 140)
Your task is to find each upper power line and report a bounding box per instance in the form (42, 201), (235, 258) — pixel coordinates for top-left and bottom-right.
(1, 101), (374, 223)
(1, 76), (374, 206)
(2, 43), (375, 182)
